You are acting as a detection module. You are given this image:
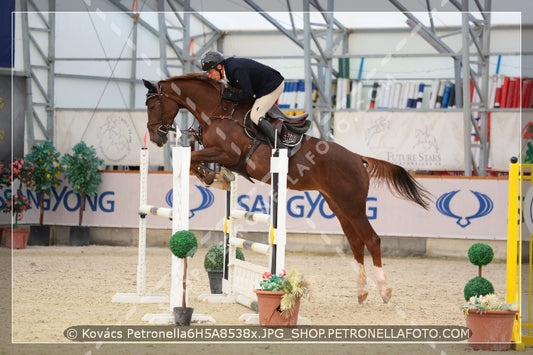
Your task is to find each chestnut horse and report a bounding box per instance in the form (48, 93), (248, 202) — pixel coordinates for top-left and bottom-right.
(143, 72), (431, 304)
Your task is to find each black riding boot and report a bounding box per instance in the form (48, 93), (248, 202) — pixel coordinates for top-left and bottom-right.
(257, 117), (285, 149)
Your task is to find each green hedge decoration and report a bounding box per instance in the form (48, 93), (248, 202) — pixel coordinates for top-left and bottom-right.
(468, 243), (494, 266)
(464, 276), (495, 300)
(204, 242), (244, 271)
(169, 230), (198, 259)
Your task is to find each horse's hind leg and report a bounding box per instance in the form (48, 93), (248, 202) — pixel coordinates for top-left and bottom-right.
(346, 232), (369, 304)
(321, 197), (369, 303)
(323, 195), (391, 303)
(355, 216), (392, 303)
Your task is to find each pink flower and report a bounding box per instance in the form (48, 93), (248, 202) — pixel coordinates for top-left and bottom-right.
(262, 271), (272, 280)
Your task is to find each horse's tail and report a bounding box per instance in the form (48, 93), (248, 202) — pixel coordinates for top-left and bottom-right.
(362, 156), (432, 210)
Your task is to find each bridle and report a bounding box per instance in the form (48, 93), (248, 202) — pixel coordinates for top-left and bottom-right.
(145, 77), (243, 140)
(145, 82), (180, 138)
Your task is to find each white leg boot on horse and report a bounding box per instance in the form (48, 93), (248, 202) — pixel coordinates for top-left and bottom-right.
(212, 167), (235, 190)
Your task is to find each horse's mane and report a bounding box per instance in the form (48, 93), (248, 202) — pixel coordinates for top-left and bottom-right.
(163, 72), (223, 91)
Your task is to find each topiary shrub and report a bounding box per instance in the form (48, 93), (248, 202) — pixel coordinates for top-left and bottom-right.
(468, 243), (494, 269)
(204, 242), (245, 271)
(463, 243), (496, 301)
(169, 230), (198, 259)
(464, 276), (495, 300)
(169, 230), (198, 310)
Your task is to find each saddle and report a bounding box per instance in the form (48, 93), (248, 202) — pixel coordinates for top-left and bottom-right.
(244, 105), (311, 147)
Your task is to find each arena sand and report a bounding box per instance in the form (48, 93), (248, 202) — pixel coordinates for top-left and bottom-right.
(4, 245), (510, 354)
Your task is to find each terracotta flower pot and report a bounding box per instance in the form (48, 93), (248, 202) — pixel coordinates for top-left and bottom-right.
(5, 228), (30, 249)
(254, 289), (301, 327)
(465, 309), (518, 350)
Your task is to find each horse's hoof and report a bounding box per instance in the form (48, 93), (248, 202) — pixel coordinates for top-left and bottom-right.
(381, 288), (392, 303)
(219, 168), (235, 182)
(358, 291), (368, 304)
(210, 181), (231, 191)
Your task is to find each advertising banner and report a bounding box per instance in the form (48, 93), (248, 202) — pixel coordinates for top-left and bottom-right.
(55, 110), (164, 166)
(0, 172), (508, 241)
(490, 111), (520, 170)
(333, 111), (465, 171)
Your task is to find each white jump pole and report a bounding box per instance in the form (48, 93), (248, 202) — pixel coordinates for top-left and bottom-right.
(169, 145), (191, 312)
(143, 145), (195, 324)
(112, 147), (168, 303)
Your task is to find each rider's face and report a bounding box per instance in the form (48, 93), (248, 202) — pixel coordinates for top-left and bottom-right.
(207, 64), (223, 80)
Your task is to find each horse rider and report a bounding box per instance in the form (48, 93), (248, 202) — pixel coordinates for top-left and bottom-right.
(201, 50), (286, 148)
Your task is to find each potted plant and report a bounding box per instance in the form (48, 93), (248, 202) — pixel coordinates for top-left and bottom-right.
(463, 242), (494, 300)
(25, 142), (63, 245)
(61, 141), (104, 246)
(169, 230), (198, 326)
(2, 158), (35, 249)
(203, 242), (245, 294)
(462, 243), (519, 350)
(254, 269), (310, 326)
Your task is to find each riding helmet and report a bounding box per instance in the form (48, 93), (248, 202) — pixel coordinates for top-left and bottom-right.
(201, 50), (225, 71)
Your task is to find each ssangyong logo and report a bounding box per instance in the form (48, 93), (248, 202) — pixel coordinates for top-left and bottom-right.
(436, 190), (493, 228)
(165, 185), (215, 219)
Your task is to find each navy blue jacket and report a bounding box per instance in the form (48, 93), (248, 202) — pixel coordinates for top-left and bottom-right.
(222, 57), (284, 101)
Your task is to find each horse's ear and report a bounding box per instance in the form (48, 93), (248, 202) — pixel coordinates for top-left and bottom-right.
(142, 79), (157, 93)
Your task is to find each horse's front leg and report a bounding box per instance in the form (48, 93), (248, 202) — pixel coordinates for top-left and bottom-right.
(189, 147), (237, 190)
(191, 162), (216, 185)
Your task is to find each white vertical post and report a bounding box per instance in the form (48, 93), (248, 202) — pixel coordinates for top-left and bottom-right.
(269, 148), (288, 274)
(169, 146), (191, 311)
(137, 147), (149, 296)
(113, 147), (167, 304)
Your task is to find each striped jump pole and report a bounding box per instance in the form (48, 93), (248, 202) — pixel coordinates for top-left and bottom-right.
(139, 205), (173, 219)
